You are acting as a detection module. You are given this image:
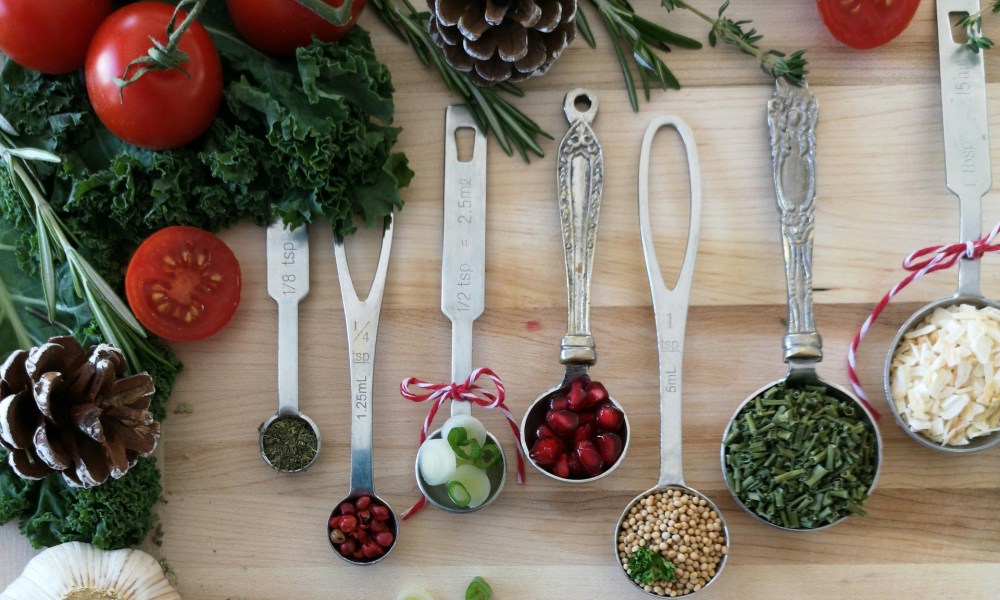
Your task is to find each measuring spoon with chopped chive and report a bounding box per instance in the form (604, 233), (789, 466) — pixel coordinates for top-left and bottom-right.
(720, 79), (882, 532)
(614, 115), (729, 597)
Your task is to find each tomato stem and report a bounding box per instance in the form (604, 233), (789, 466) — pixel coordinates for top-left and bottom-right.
(291, 0), (354, 26)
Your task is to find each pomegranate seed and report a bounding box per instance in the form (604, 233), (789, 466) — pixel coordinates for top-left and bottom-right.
(577, 411), (595, 425)
(338, 539), (356, 556)
(371, 505), (390, 521)
(338, 502), (355, 516)
(535, 424), (557, 440)
(552, 453), (570, 478)
(574, 422), (593, 443)
(585, 381), (609, 406)
(595, 403), (624, 432)
(546, 409), (579, 435)
(549, 395), (569, 411)
(575, 440), (604, 474)
(362, 539), (384, 559)
(566, 379), (588, 412)
(375, 531), (395, 547)
(567, 453), (586, 477)
(355, 495), (372, 510)
(529, 437), (562, 466)
(338, 514), (358, 534)
(595, 432), (623, 465)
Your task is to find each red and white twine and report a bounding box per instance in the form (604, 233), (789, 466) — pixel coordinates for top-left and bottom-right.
(399, 367), (525, 519)
(847, 222), (1000, 419)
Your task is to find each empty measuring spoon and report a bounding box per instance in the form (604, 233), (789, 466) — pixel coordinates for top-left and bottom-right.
(260, 219), (319, 473)
(327, 218), (398, 565)
(521, 89), (630, 483)
(721, 79), (882, 531)
(415, 106), (507, 512)
(615, 115), (729, 598)
(883, 0), (1000, 453)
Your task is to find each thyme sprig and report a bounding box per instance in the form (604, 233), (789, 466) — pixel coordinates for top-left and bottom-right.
(663, 0), (807, 84)
(0, 114), (171, 372)
(578, 0), (702, 111)
(956, 1), (1000, 53)
(368, 0), (550, 160)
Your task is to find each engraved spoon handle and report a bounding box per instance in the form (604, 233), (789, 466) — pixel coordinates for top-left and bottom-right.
(557, 89), (604, 365)
(768, 78), (822, 363)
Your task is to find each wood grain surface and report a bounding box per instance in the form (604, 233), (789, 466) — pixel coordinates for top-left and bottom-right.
(4, 2), (1000, 598)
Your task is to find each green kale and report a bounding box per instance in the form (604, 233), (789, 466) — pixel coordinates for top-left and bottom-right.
(628, 546), (677, 585)
(17, 456), (161, 550)
(0, 449), (37, 525)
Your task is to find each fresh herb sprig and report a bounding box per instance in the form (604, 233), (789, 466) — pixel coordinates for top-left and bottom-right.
(956, 1), (1000, 53)
(628, 546), (677, 585)
(577, 0), (702, 111)
(368, 0), (550, 160)
(663, 0), (807, 84)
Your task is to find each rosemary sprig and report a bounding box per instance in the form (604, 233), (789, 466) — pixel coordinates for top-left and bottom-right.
(956, 1), (1000, 53)
(663, 0), (807, 84)
(0, 114), (171, 372)
(368, 0), (550, 160)
(579, 0), (702, 112)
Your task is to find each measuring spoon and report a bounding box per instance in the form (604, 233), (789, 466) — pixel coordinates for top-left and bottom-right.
(260, 219), (319, 473)
(328, 218), (398, 565)
(415, 106), (507, 512)
(521, 89), (631, 483)
(721, 78), (882, 531)
(615, 115), (729, 597)
(883, 0), (1000, 453)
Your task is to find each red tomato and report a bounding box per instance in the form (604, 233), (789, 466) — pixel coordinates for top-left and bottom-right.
(225, 0), (367, 57)
(125, 227), (242, 343)
(0, 0), (111, 74)
(85, 2), (223, 150)
(817, 0), (921, 50)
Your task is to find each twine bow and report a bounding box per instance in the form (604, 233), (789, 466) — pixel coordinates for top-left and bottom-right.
(847, 222), (1000, 417)
(399, 367), (525, 519)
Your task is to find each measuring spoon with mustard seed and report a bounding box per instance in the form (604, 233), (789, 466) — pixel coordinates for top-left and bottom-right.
(260, 219), (320, 472)
(328, 217), (398, 565)
(614, 115), (729, 597)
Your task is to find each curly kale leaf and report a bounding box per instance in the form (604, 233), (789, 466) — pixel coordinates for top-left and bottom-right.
(628, 546), (677, 585)
(0, 449), (38, 525)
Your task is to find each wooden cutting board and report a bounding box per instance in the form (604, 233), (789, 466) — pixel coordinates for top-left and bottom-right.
(4, 2), (1000, 598)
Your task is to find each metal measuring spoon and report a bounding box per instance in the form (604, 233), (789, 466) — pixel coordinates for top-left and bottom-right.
(415, 106), (507, 512)
(520, 89), (631, 483)
(260, 219), (319, 473)
(721, 79), (883, 531)
(615, 115), (729, 597)
(328, 218), (398, 565)
(882, 0), (1000, 453)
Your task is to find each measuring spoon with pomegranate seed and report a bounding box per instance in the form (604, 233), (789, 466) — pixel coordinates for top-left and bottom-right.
(414, 106), (507, 512)
(520, 90), (631, 483)
(614, 115), (729, 596)
(260, 219), (320, 472)
(328, 217), (398, 565)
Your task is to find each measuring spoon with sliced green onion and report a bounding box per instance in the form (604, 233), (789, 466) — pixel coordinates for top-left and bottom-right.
(720, 78), (882, 531)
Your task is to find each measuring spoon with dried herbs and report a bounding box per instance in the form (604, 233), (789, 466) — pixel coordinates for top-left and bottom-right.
(721, 79), (882, 531)
(615, 115), (729, 598)
(327, 218), (398, 565)
(260, 219), (320, 473)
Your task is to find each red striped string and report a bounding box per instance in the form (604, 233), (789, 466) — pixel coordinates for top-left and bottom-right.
(847, 222), (1000, 419)
(399, 367), (525, 519)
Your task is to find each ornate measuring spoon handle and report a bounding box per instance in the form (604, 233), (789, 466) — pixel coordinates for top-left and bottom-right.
(768, 78), (822, 363)
(558, 89), (604, 365)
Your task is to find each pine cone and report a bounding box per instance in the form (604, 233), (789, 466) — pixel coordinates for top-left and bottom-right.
(428, 0), (577, 85)
(0, 336), (158, 488)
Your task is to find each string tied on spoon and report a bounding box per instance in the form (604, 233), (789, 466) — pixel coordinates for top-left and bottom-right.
(399, 367), (525, 519)
(847, 222), (1000, 418)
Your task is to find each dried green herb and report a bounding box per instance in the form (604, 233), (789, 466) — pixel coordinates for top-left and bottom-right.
(260, 416), (319, 472)
(723, 382), (877, 529)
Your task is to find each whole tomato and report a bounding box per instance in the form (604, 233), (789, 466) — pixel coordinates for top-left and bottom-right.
(817, 0), (921, 50)
(226, 0), (367, 57)
(85, 2), (223, 150)
(0, 0), (111, 74)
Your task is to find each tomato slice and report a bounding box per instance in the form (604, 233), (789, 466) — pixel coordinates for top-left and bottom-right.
(125, 227), (241, 342)
(817, 0), (921, 50)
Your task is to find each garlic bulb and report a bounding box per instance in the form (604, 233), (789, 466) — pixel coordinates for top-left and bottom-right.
(1, 542), (180, 600)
